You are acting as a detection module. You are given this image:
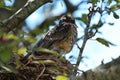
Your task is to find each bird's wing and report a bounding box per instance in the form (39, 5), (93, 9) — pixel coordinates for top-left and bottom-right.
(34, 24), (70, 48)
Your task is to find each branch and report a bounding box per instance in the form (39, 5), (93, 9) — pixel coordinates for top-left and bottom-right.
(74, 7), (95, 74)
(64, 0), (78, 13)
(78, 56), (120, 80)
(0, 0), (52, 33)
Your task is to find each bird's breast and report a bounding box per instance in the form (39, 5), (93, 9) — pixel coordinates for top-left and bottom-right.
(53, 26), (77, 54)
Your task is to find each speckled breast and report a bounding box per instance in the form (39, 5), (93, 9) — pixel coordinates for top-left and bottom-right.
(52, 25), (77, 54)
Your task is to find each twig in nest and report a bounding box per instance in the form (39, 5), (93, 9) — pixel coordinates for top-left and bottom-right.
(36, 63), (46, 80)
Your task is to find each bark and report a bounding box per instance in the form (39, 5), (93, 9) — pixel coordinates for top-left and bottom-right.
(78, 56), (120, 80)
(0, 0), (52, 33)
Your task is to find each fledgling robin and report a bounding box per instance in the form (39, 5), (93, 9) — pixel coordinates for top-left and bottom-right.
(24, 14), (78, 60)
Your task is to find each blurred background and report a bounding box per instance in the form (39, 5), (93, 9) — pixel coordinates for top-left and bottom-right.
(1, 0), (120, 71)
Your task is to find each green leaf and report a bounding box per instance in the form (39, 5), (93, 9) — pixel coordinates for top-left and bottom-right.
(96, 38), (116, 47)
(82, 14), (87, 24)
(0, 1), (14, 11)
(0, 46), (12, 62)
(32, 60), (55, 64)
(108, 0), (112, 4)
(0, 1), (5, 7)
(96, 38), (109, 47)
(6, 33), (18, 40)
(92, 0), (97, 5)
(56, 75), (68, 80)
(116, 0), (120, 2)
(17, 47), (27, 55)
(106, 40), (116, 46)
(76, 14), (87, 25)
(107, 10), (111, 15)
(108, 22), (114, 25)
(0, 61), (17, 73)
(36, 48), (60, 56)
(90, 25), (101, 30)
(113, 12), (119, 19)
(111, 5), (119, 11)
(90, 20), (103, 30)
(25, 36), (36, 43)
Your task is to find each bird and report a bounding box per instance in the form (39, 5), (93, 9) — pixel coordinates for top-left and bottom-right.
(23, 14), (78, 60)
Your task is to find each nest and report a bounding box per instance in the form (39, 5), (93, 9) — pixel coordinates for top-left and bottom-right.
(0, 53), (74, 80)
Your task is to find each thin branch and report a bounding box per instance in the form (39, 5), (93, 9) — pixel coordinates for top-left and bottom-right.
(0, 0), (52, 33)
(74, 7), (93, 74)
(36, 63), (46, 80)
(74, 6), (105, 75)
(87, 29), (98, 39)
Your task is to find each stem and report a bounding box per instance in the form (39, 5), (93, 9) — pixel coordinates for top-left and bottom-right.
(74, 26), (88, 74)
(74, 9), (92, 74)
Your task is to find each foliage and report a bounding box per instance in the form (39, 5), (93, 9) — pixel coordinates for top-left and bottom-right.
(56, 75), (68, 80)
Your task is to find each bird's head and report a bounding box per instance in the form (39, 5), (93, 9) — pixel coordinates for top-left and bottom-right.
(59, 14), (75, 24)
